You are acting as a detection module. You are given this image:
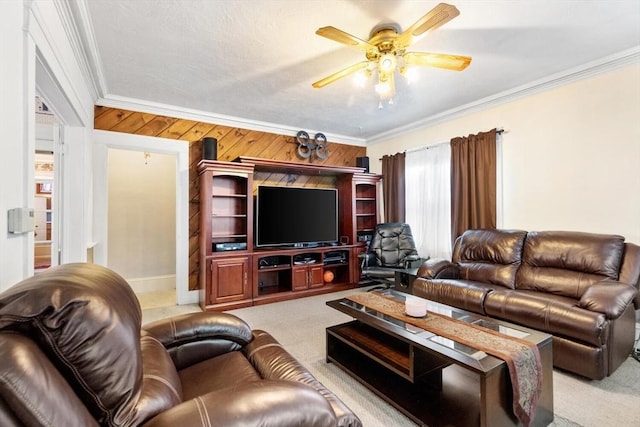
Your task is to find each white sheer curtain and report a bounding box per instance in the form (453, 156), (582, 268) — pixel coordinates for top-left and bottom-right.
(405, 143), (452, 260)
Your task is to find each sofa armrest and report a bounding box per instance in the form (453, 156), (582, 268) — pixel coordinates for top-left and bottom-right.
(416, 258), (459, 279)
(243, 330), (362, 427)
(143, 312), (253, 369)
(578, 281), (638, 319)
(141, 380), (338, 427)
(357, 252), (376, 267)
(403, 254), (421, 268)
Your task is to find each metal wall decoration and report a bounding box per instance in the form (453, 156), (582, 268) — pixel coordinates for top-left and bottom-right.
(296, 131), (328, 160)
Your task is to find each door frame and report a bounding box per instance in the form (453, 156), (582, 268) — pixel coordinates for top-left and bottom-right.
(92, 130), (194, 304)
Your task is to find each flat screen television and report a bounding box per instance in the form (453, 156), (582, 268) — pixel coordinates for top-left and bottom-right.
(255, 185), (338, 247)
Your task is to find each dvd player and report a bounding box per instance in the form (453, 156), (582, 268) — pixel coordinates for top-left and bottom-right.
(324, 255), (346, 264)
(214, 242), (247, 251)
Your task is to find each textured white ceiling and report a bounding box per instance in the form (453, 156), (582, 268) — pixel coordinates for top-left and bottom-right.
(80, 0), (640, 142)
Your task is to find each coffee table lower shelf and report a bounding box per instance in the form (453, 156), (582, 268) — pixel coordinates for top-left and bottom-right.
(327, 320), (553, 427)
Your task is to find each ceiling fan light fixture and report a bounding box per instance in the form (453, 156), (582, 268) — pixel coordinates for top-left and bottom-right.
(375, 70), (395, 100)
(378, 53), (397, 74)
(375, 78), (391, 97)
(400, 66), (418, 84)
(353, 68), (372, 88)
(313, 3), (469, 106)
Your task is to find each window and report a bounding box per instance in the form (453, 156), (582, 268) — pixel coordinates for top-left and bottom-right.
(405, 143), (452, 259)
(405, 133), (503, 259)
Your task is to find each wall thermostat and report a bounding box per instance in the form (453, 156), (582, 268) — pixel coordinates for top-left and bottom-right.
(8, 208), (35, 234)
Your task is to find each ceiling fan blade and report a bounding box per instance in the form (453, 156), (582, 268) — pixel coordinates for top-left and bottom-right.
(316, 26), (377, 51)
(312, 61), (370, 88)
(396, 3), (460, 48)
(403, 52), (471, 71)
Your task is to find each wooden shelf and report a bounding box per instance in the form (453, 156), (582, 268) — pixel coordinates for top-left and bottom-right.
(236, 156), (366, 175)
(328, 322), (412, 378)
(199, 158), (380, 311)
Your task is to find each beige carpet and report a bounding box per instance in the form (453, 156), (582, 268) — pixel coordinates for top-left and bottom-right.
(141, 288), (640, 427)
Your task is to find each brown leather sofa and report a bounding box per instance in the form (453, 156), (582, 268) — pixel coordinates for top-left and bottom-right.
(0, 263), (362, 427)
(413, 229), (640, 380)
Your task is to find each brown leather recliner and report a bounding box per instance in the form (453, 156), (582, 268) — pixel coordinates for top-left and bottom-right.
(0, 263), (362, 427)
(413, 229), (640, 380)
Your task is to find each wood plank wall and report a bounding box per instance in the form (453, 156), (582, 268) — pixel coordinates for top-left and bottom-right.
(94, 106), (366, 290)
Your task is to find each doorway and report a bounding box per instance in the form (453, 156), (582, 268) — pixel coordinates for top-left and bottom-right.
(33, 97), (61, 272)
(107, 148), (176, 309)
(92, 130), (193, 306)
(34, 152), (54, 270)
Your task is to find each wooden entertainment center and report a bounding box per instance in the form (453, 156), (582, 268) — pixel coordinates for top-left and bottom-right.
(198, 156), (381, 311)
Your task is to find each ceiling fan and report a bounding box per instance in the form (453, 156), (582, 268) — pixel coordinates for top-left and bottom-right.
(312, 3), (471, 102)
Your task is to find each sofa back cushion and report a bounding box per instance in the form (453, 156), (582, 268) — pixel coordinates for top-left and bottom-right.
(0, 263), (144, 426)
(0, 332), (99, 427)
(516, 231), (625, 299)
(452, 229), (527, 289)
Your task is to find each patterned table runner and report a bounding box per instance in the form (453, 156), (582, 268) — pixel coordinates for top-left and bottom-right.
(346, 292), (542, 427)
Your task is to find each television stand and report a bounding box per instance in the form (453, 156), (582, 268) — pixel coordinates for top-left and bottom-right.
(198, 158), (381, 311)
(253, 246), (355, 305)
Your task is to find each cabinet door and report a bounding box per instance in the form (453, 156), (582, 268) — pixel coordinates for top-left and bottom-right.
(293, 265), (325, 290)
(292, 266), (308, 291)
(309, 265), (324, 288)
(209, 256), (251, 304)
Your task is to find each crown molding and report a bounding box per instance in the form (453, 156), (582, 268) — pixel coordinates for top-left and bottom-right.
(57, 0), (108, 100)
(367, 47), (640, 145)
(64, 0), (364, 145)
(97, 95), (367, 147)
(64, 0), (637, 147)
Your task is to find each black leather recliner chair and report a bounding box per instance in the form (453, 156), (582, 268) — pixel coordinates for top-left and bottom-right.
(358, 222), (421, 287)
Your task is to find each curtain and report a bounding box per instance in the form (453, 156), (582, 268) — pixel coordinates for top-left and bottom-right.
(450, 128), (497, 242)
(405, 144), (452, 259)
(382, 152), (405, 223)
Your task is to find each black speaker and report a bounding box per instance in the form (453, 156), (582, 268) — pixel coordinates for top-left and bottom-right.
(203, 137), (218, 160)
(356, 156), (369, 173)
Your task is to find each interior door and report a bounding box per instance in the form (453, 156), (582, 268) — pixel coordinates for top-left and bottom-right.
(34, 101), (62, 271)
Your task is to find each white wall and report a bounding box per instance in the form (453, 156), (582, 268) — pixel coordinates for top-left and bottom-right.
(367, 63), (640, 244)
(107, 149), (176, 287)
(0, 1), (30, 288)
(0, 1), (95, 291)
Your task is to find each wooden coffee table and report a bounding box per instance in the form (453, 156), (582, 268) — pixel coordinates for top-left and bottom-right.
(326, 290), (553, 427)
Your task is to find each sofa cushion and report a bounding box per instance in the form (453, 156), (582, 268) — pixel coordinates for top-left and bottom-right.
(516, 231), (625, 299)
(142, 381), (338, 427)
(484, 289), (608, 347)
(178, 350), (261, 401)
(452, 229), (527, 289)
(0, 263), (143, 426)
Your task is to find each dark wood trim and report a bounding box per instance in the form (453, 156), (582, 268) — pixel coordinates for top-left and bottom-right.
(236, 156), (366, 175)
